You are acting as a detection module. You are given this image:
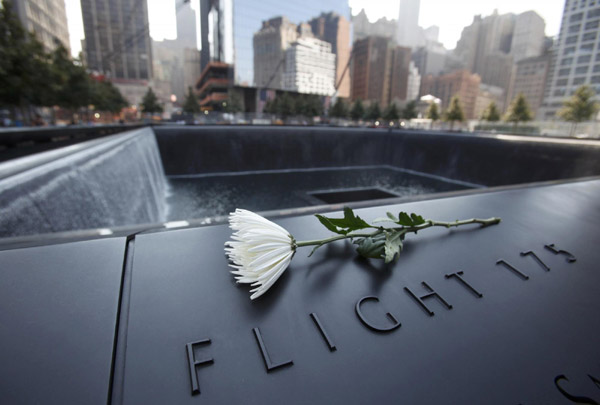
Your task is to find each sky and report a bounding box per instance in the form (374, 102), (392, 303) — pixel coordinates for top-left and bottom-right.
(65, 0), (564, 57)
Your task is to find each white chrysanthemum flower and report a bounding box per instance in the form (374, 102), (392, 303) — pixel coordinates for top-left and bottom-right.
(225, 209), (295, 300)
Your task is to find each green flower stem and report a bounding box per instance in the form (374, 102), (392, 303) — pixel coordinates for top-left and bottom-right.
(295, 231), (379, 248)
(295, 217), (501, 250)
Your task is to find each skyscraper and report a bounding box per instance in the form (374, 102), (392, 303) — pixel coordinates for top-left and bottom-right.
(352, 9), (396, 41)
(253, 17), (299, 89)
(389, 46), (412, 103)
(455, 11), (517, 75)
(420, 70), (481, 119)
(177, 1), (198, 49)
(229, 0), (350, 86)
(13, 0), (70, 53)
(351, 37), (414, 107)
(540, 0), (600, 120)
(396, 0), (422, 48)
(454, 10), (547, 107)
(283, 37), (336, 96)
(200, 0), (234, 71)
(81, 0), (153, 80)
(407, 61), (421, 101)
(308, 12), (351, 98)
(511, 11), (546, 63)
(351, 37), (391, 106)
(509, 54), (550, 117)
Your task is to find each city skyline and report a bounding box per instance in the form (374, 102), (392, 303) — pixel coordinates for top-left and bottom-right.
(64, 0), (564, 58)
(349, 0), (563, 49)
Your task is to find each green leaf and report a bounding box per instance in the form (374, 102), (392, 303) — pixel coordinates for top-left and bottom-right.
(387, 212), (399, 222)
(384, 231), (403, 263)
(315, 214), (347, 235)
(354, 234), (386, 259)
(410, 213), (426, 225)
(396, 212), (427, 227)
(316, 207), (371, 234)
(398, 212), (413, 226)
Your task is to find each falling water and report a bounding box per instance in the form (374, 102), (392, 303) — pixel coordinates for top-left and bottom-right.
(0, 128), (168, 238)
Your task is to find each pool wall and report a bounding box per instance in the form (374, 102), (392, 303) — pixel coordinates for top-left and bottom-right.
(0, 128), (167, 237)
(154, 126), (600, 186)
(1, 125), (600, 240)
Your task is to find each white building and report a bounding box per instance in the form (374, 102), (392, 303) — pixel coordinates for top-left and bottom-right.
(407, 61), (421, 100)
(540, 0), (600, 119)
(282, 37), (336, 96)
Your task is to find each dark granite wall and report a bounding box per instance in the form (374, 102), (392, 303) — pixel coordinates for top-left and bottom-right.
(153, 126), (600, 186)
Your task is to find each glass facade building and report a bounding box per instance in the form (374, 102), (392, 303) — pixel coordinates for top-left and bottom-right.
(81, 0), (153, 80)
(230, 0), (350, 87)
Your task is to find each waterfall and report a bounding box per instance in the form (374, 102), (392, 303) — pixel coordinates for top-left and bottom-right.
(0, 127), (168, 238)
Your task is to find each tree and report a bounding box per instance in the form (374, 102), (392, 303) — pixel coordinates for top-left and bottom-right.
(294, 95), (307, 116)
(365, 101), (381, 121)
(350, 99), (365, 121)
(504, 93), (532, 127)
(263, 97), (278, 115)
(402, 100), (418, 120)
(303, 94), (323, 117)
(481, 101), (500, 122)
(141, 87), (163, 114)
(383, 102), (400, 121)
(426, 102), (440, 123)
(558, 85), (599, 136)
(329, 97), (348, 119)
(225, 90), (243, 113)
(0, 0), (54, 122)
(91, 78), (128, 114)
(182, 86), (200, 113)
(444, 96), (464, 130)
(278, 92), (294, 118)
(51, 45), (92, 114)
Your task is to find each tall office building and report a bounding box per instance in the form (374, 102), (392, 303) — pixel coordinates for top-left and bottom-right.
(13, 0), (70, 53)
(177, 1), (198, 49)
(454, 9), (547, 107)
(351, 37), (414, 107)
(352, 9), (396, 41)
(228, 0), (349, 86)
(511, 11), (546, 63)
(455, 11), (517, 75)
(152, 2), (201, 103)
(474, 84), (506, 118)
(412, 45), (447, 77)
(396, 0), (422, 48)
(309, 12), (351, 98)
(420, 70), (481, 119)
(509, 54), (550, 117)
(283, 37), (336, 96)
(200, 0), (234, 71)
(407, 61), (421, 101)
(253, 17), (299, 89)
(200, 1), (351, 88)
(351, 37), (391, 106)
(81, 0), (153, 80)
(540, 1), (600, 119)
(480, 52), (515, 106)
(389, 46), (412, 103)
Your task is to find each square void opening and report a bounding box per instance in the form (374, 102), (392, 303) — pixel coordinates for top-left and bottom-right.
(309, 188), (398, 204)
